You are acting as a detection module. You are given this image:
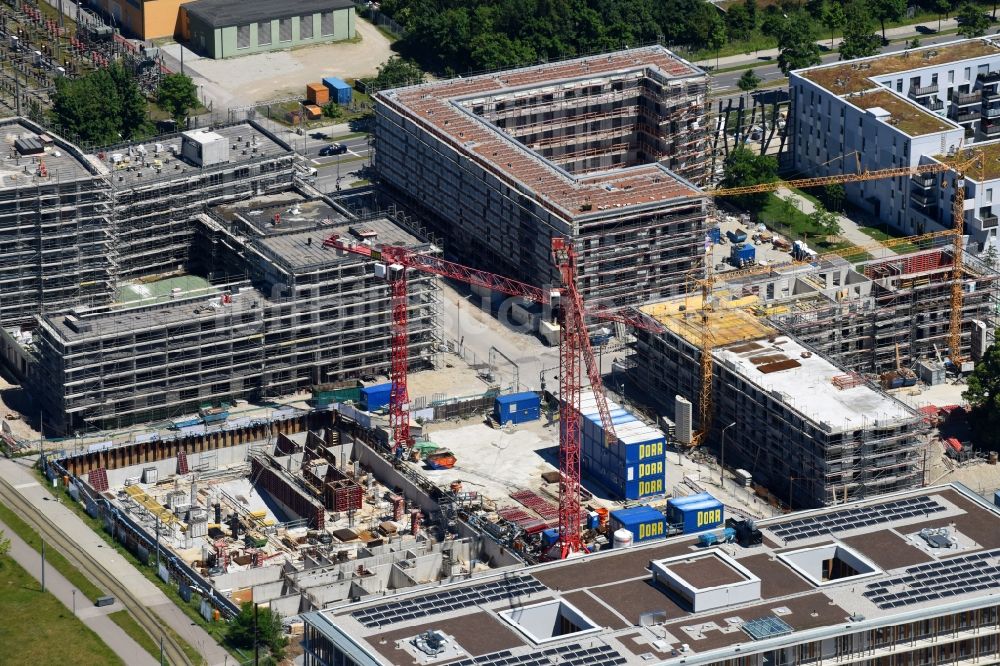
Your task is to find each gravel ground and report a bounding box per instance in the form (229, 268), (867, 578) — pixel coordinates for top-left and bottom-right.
(162, 18), (396, 108)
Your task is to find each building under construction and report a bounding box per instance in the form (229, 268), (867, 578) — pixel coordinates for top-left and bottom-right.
(631, 243), (1000, 507)
(18, 193), (439, 434)
(762, 249), (999, 375)
(0, 118), (296, 329)
(633, 295), (925, 509)
(374, 46), (710, 310)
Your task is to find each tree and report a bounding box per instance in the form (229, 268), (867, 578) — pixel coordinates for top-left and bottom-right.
(776, 12), (822, 75)
(869, 0), (906, 41)
(226, 602), (288, 663)
(908, 37), (921, 48)
(839, 0), (882, 60)
(156, 73), (199, 128)
(809, 202), (842, 239)
(726, 4), (755, 41)
(983, 243), (999, 269)
(372, 57), (424, 90)
(957, 2), (991, 37)
(110, 63), (149, 140)
(822, 2), (846, 47)
(722, 146), (779, 211)
(964, 332), (1000, 446)
(52, 67), (128, 146)
(822, 183), (846, 211)
(738, 68), (762, 92)
(0, 529), (9, 560)
(709, 20), (728, 69)
(934, 0), (952, 31)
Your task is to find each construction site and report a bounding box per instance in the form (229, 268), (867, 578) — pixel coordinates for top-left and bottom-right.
(629, 238), (1000, 509)
(373, 45), (711, 312)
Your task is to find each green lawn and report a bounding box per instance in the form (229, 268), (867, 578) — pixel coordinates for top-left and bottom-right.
(0, 500), (104, 602)
(856, 225), (920, 254)
(108, 610), (160, 660)
(0, 557), (123, 665)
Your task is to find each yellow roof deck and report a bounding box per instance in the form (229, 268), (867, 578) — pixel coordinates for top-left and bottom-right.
(802, 39), (1000, 95)
(641, 293), (775, 347)
(847, 90), (955, 137)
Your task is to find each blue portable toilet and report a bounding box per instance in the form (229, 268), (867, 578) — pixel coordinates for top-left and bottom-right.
(360, 383), (392, 411)
(494, 392), (541, 425)
(322, 77), (353, 105)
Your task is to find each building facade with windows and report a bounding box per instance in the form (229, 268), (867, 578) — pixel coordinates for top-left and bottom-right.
(789, 37), (1000, 255)
(181, 0), (355, 59)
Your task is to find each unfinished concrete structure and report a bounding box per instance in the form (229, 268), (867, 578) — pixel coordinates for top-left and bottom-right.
(55, 426), (520, 621)
(17, 193), (439, 434)
(718, 247), (1000, 374)
(374, 46), (710, 310)
(633, 296), (925, 509)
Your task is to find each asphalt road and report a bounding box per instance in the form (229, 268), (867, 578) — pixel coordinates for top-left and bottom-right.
(710, 29), (974, 106)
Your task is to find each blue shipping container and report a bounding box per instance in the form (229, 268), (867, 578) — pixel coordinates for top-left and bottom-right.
(495, 392), (541, 425)
(708, 227), (721, 243)
(322, 77), (353, 105)
(667, 493), (724, 534)
(541, 528), (560, 546)
(610, 506), (665, 543)
(995, 490), (1000, 508)
(730, 243), (755, 267)
(361, 383), (392, 411)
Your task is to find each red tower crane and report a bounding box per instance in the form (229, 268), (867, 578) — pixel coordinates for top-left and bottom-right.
(323, 234), (663, 557)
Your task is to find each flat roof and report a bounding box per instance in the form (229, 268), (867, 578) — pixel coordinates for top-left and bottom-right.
(845, 90), (954, 137)
(213, 192), (350, 235)
(306, 484), (1000, 665)
(97, 122), (290, 188)
(253, 217), (427, 272)
(935, 141), (1000, 181)
(184, 0), (353, 29)
(40, 282), (260, 343)
(714, 334), (916, 432)
(800, 38), (1000, 95)
(379, 46), (706, 220)
(0, 118), (102, 188)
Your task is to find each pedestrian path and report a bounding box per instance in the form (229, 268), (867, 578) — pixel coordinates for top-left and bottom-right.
(776, 187), (897, 257)
(0, 517), (159, 666)
(0, 457), (232, 666)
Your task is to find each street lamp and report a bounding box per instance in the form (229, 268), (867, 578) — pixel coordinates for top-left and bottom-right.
(719, 421), (736, 488)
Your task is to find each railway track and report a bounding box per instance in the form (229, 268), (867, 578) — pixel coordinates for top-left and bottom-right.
(0, 474), (193, 666)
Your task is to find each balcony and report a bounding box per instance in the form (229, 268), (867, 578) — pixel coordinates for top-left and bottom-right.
(977, 215), (999, 230)
(922, 98), (944, 112)
(911, 174), (936, 189)
(910, 189), (936, 207)
(954, 109), (981, 123)
(982, 123), (1000, 136)
(952, 90), (982, 106)
(909, 83), (939, 97)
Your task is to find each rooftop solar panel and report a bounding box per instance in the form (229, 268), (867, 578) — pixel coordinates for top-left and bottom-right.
(769, 495), (946, 542)
(350, 574), (547, 627)
(864, 548), (1000, 609)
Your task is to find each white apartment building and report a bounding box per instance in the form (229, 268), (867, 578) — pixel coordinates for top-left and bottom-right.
(790, 38), (1000, 253)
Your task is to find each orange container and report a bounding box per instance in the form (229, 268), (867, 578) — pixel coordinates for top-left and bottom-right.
(304, 104), (323, 120)
(306, 83), (329, 105)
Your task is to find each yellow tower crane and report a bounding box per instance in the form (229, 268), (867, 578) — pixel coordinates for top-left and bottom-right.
(686, 152), (981, 447)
